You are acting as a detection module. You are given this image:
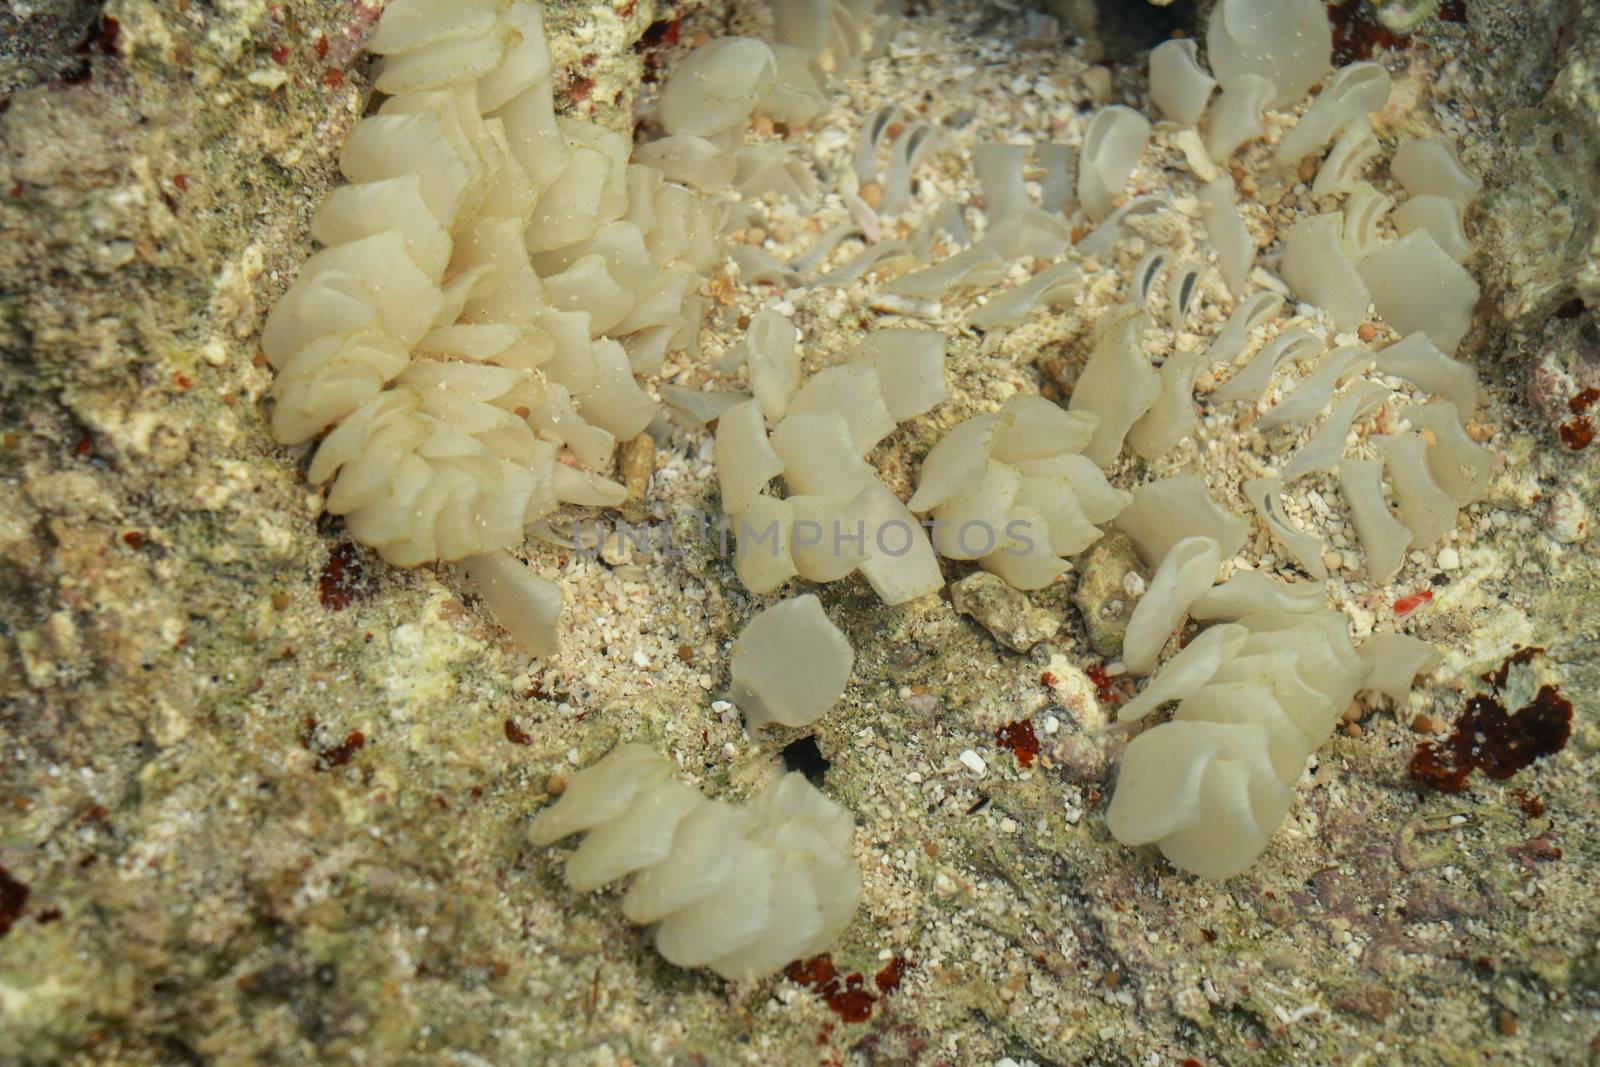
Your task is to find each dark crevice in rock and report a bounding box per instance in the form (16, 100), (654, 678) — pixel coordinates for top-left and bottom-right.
(0, 1), (110, 98)
(1036, 0), (1202, 63)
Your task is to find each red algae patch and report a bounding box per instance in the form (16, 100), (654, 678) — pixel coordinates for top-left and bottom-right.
(318, 542), (369, 611)
(784, 953), (912, 1023)
(995, 719), (1040, 768)
(1558, 387), (1598, 450)
(1409, 648), (1572, 793)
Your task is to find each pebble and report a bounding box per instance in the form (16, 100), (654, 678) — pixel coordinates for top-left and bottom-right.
(958, 749), (988, 776)
(1082, 65), (1112, 103)
(1172, 986), (1211, 1024)
(1437, 546), (1461, 570)
(1050, 734), (1108, 783)
(1544, 488), (1589, 544)
(599, 530), (635, 567)
(618, 433), (655, 520)
(1174, 129), (1220, 182)
(1071, 530), (1149, 658)
(950, 572), (1061, 652)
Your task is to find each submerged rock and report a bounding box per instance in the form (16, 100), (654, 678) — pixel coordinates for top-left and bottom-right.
(1483, 25), (1600, 329)
(950, 571), (1061, 652)
(1070, 529), (1148, 659)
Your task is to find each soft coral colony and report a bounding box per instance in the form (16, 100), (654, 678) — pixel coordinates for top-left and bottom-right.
(263, 0), (1491, 980)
